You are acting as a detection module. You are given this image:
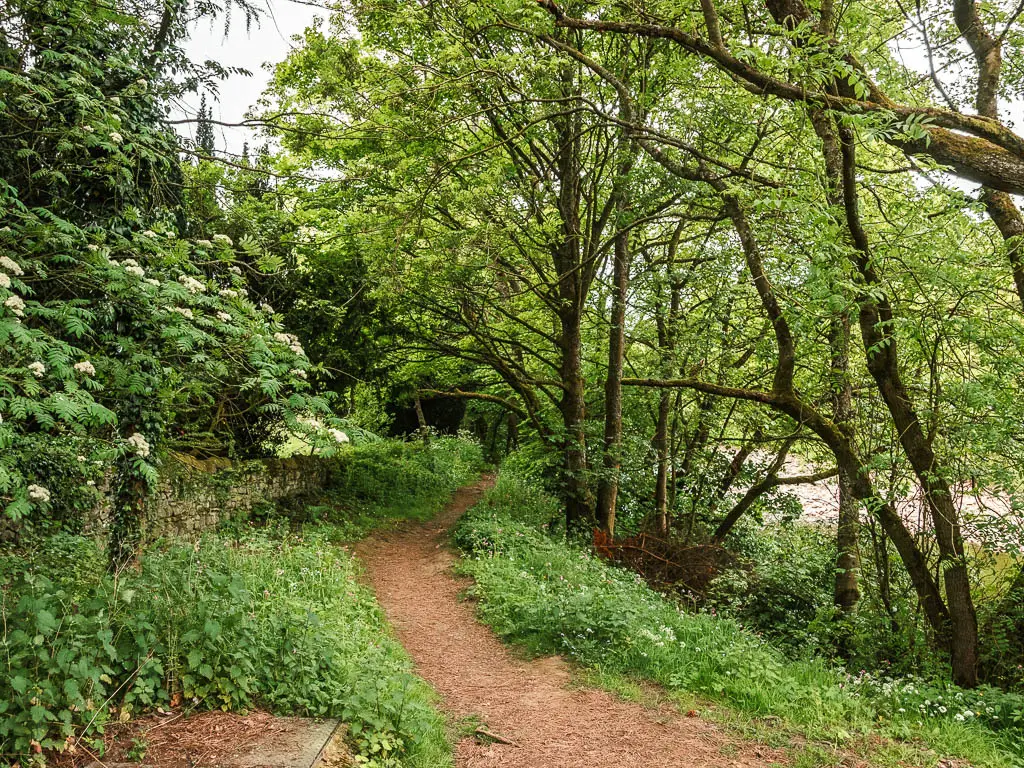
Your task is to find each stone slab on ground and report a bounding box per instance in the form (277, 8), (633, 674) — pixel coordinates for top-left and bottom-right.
(85, 713), (346, 768)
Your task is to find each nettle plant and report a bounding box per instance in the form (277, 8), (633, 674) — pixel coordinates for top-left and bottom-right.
(0, 0), (341, 558)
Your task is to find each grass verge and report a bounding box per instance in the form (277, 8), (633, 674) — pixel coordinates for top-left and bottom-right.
(451, 470), (1024, 768)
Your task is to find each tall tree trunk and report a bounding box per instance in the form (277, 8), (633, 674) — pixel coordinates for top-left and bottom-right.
(560, 310), (593, 534)
(505, 411), (519, 455)
(837, 130), (979, 687)
(653, 390), (671, 535)
(830, 316), (861, 617)
(596, 227), (631, 535)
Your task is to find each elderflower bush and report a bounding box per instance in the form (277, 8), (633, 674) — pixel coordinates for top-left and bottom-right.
(0, 0), (333, 534)
(0, 220), (330, 525)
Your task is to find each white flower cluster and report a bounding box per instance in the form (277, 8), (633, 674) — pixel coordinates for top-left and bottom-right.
(109, 132), (123, 144)
(5, 295), (25, 317)
(141, 230), (158, 238)
(169, 306), (194, 320)
(180, 275), (206, 294)
(273, 332), (306, 357)
(1, 255), (24, 276)
(74, 360), (96, 376)
(328, 428), (350, 444)
(27, 484), (51, 503)
(0, 273), (9, 289)
(219, 288), (239, 299)
(290, 368), (308, 380)
(216, 311), (231, 323)
(229, 265), (242, 276)
(195, 239), (213, 249)
(28, 361), (45, 378)
(144, 278), (160, 287)
(120, 258), (145, 278)
(260, 303), (275, 314)
(126, 432), (151, 458)
(213, 234), (233, 246)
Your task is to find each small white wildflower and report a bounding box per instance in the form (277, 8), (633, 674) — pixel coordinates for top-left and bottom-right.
(195, 239), (214, 248)
(27, 484), (51, 503)
(290, 368), (308, 380)
(124, 264), (145, 278)
(28, 361), (46, 378)
(86, 244), (99, 252)
(0, 255), (24, 275)
(328, 428), (350, 444)
(109, 131), (123, 144)
(169, 306), (194, 320)
(74, 360), (96, 376)
(110, 96), (120, 106)
(86, 480), (96, 487)
(141, 230), (158, 238)
(219, 288), (239, 299)
(77, 455), (86, 462)
(216, 311), (231, 322)
(273, 332), (291, 344)
(135, 78), (148, 88)
(212, 234), (233, 246)
(144, 278), (160, 287)
(126, 432), (151, 458)
(228, 265), (242, 276)
(0, 273), (9, 289)
(82, 124), (95, 133)
(5, 295), (26, 316)
(260, 303), (274, 314)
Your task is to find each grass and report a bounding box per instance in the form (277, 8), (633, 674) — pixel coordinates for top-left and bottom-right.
(451, 469), (1024, 768)
(1, 436), (484, 767)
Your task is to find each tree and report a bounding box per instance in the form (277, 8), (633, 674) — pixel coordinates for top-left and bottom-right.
(196, 92), (217, 155)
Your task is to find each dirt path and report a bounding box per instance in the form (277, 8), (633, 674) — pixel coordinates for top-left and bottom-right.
(357, 478), (786, 768)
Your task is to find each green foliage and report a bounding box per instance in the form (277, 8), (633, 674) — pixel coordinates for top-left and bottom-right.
(293, 434), (484, 539)
(452, 469), (1024, 767)
(706, 523), (839, 656)
(1, 527), (450, 766)
(0, 0), (332, 546)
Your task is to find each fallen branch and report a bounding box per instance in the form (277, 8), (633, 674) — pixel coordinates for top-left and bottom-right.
(475, 726), (518, 746)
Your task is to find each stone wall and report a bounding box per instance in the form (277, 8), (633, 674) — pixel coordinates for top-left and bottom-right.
(86, 454), (328, 539)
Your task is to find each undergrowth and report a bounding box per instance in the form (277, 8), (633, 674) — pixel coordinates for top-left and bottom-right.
(280, 434), (484, 540)
(452, 469), (1024, 768)
(0, 437), (481, 767)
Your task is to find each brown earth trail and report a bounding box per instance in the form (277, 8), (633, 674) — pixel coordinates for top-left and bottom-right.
(357, 477), (786, 768)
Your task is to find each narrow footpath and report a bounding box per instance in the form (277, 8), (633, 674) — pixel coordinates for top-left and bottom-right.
(357, 478), (785, 768)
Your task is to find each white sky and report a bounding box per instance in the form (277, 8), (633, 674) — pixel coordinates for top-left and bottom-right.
(176, 0), (325, 156)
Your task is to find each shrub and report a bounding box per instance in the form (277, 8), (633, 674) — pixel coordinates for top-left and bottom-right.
(1, 529), (450, 767)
